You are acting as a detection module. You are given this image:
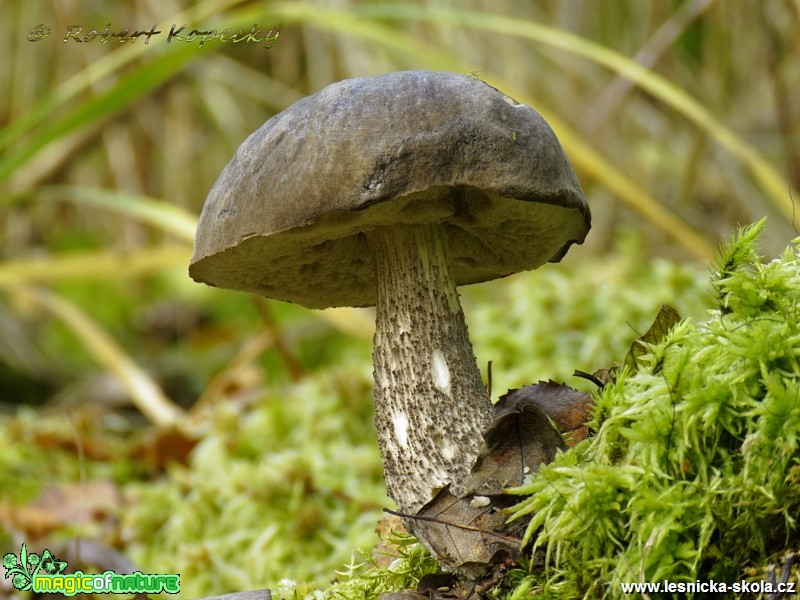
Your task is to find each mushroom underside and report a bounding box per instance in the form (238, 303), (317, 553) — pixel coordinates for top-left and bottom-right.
(190, 187), (588, 309)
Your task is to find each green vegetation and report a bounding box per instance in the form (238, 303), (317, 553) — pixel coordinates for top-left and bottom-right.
(509, 221), (800, 598)
(123, 365), (387, 597)
(1, 2), (799, 599)
(307, 221), (800, 600)
(0, 239), (710, 597)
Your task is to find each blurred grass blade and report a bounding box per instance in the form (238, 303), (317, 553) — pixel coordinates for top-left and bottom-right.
(248, 4), (456, 70)
(39, 186), (198, 244)
(0, 42), (151, 156)
(0, 247), (191, 286)
(582, 0), (716, 134)
(0, 0), (246, 156)
(519, 104), (715, 260)
(191, 330), (277, 418)
(0, 45), (201, 188)
(341, 4), (795, 221)
(1, 0), (287, 191)
(14, 286), (184, 428)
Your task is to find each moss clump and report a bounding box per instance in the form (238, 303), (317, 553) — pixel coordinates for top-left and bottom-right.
(510, 220), (800, 598)
(122, 364), (388, 598)
(310, 531), (440, 600)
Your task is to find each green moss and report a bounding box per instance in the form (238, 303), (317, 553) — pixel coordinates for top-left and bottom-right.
(121, 363), (388, 598)
(509, 220), (800, 598)
(311, 532), (440, 600)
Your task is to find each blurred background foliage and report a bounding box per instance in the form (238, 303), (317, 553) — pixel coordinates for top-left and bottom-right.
(0, 0), (798, 595)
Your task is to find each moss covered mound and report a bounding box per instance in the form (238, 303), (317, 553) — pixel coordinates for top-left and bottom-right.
(511, 220), (800, 598)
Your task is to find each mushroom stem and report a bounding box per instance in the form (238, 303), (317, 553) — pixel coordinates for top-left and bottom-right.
(367, 225), (495, 515)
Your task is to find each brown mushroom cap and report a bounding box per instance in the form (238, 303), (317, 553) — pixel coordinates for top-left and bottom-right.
(189, 70), (590, 308)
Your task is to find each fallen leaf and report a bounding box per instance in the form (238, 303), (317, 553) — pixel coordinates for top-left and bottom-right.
(372, 513), (409, 568)
(495, 381), (592, 447)
(129, 426), (199, 474)
(402, 403), (565, 570)
(31, 430), (114, 461)
(573, 305), (683, 391)
(468, 404), (566, 494)
(408, 487), (524, 570)
(624, 303), (682, 373)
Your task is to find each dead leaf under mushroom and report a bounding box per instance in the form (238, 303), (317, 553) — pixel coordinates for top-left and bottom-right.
(397, 383), (594, 572)
(408, 486), (523, 570)
(467, 403), (566, 495)
(495, 381), (594, 447)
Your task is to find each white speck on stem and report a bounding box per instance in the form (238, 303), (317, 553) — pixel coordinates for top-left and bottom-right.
(393, 412), (409, 449)
(430, 348), (451, 396)
(441, 442), (455, 461)
(433, 431), (455, 462)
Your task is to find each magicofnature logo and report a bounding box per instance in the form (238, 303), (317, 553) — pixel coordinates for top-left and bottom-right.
(3, 543), (180, 596)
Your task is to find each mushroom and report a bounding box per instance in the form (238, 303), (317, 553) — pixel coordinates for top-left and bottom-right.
(189, 71), (590, 521)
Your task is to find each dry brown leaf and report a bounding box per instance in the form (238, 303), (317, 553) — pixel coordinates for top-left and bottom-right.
(468, 403), (565, 495)
(495, 380), (593, 446)
(129, 426), (199, 473)
(624, 303), (682, 373)
(372, 513), (409, 569)
(409, 487), (524, 569)
(403, 402), (566, 570)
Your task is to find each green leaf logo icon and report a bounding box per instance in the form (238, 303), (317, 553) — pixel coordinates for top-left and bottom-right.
(3, 544), (68, 590)
(3, 544), (33, 591)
